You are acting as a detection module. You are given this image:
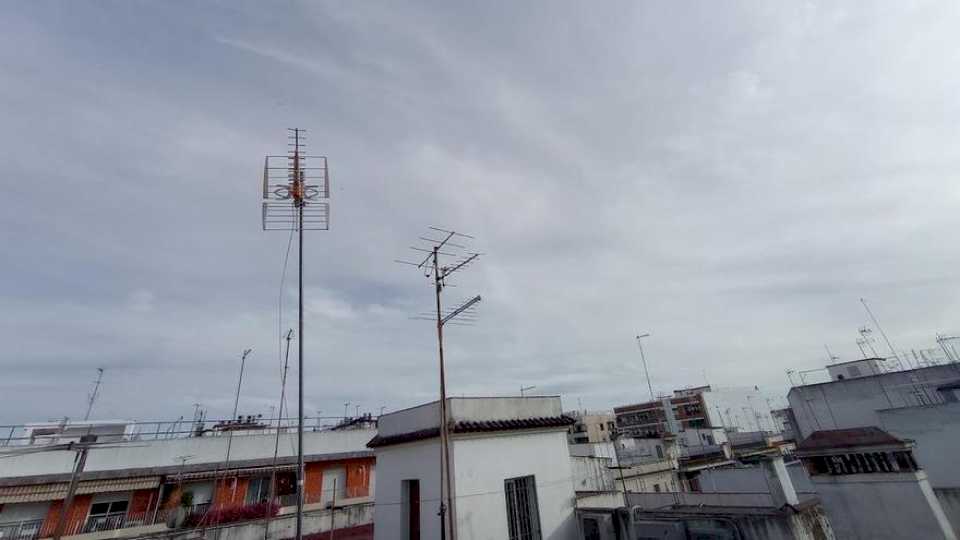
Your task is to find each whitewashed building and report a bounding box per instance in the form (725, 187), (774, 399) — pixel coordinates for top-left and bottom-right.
(369, 396), (578, 540)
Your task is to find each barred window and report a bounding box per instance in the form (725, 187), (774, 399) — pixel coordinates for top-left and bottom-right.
(504, 475), (541, 540)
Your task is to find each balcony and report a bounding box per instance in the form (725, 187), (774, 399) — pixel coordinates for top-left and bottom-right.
(0, 519), (43, 540)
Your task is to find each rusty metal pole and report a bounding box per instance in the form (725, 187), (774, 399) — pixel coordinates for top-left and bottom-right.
(53, 444), (88, 540)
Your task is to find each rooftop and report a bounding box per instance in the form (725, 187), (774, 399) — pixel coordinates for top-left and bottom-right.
(796, 427), (907, 453)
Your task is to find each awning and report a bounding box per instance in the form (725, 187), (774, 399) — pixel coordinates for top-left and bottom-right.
(0, 476), (160, 504)
(174, 465), (296, 483)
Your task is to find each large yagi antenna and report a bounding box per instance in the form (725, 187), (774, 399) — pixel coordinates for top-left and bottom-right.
(258, 129), (331, 540)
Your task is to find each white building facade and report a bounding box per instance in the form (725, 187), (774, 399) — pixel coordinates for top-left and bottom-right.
(370, 397), (578, 540)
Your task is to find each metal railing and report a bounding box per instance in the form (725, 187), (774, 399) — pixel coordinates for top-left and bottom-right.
(0, 415), (377, 447)
(0, 519), (43, 540)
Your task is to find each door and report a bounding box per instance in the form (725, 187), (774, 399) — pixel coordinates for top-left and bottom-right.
(403, 479), (420, 540)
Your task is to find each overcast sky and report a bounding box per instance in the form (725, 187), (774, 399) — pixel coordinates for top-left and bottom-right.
(1, 2), (958, 425)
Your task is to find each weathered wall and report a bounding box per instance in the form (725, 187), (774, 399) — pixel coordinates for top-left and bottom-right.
(570, 456), (615, 492)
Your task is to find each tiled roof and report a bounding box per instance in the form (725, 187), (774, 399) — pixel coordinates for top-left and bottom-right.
(367, 416), (575, 448)
(796, 427), (905, 452)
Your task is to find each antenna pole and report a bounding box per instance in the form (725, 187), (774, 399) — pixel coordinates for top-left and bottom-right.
(260, 129), (329, 540)
(294, 128), (306, 540)
(861, 298), (913, 369)
(83, 368), (104, 421)
(433, 246), (453, 540)
(636, 334), (654, 401)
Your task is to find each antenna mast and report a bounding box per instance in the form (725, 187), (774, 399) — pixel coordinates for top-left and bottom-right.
(261, 129), (329, 540)
(861, 298), (913, 370)
(635, 333), (654, 401)
(83, 368), (105, 421)
(397, 227), (482, 540)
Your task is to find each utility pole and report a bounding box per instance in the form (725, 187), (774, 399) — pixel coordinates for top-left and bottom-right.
(52, 440), (92, 540)
(398, 227), (482, 540)
(83, 368), (105, 421)
(261, 129), (330, 540)
(635, 333), (654, 401)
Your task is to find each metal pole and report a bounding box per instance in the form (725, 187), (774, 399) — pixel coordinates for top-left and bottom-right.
(296, 138), (305, 540)
(53, 445), (88, 540)
(636, 334), (654, 401)
(611, 434), (629, 507)
(328, 478), (337, 540)
(861, 298), (913, 369)
(265, 329), (293, 540)
(433, 247), (454, 540)
(83, 368), (104, 421)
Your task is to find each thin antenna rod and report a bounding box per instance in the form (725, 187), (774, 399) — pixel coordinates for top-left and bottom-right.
(265, 329), (293, 540)
(636, 333), (654, 401)
(861, 298), (912, 369)
(83, 368), (105, 421)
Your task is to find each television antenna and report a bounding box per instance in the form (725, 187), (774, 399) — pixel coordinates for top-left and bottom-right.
(635, 333), (654, 401)
(83, 368), (105, 421)
(397, 227), (482, 540)
(261, 129), (330, 540)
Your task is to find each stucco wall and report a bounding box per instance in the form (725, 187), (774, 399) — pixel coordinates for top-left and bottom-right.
(453, 430), (577, 540)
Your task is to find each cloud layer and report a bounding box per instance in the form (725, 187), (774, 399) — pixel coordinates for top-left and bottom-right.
(1, 2), (959, 424)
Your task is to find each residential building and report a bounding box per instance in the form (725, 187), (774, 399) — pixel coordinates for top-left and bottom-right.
(788, 361), (960, 537)
(0, 420), (376, 539)
(369, 396), (578, 540)
(565, 411), (615, 444)
(575, 455), (834, 540)
(826, 357), (886, 381)
(796, 427), (955, 540)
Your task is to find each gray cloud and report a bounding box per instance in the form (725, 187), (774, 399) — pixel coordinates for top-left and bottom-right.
(1, 1), (958, 424)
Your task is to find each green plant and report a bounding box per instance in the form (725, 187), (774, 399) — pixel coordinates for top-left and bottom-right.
(180, 490), (195, 508)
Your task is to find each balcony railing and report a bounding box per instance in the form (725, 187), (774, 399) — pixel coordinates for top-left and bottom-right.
(0, 519), (43, 540)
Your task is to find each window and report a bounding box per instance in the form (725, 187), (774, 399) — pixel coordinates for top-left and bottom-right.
(84, 499), (129, 533)
(599, 423), (604, 431)
(246, 476), (271, 504)
(656, 445), (664, 459)
(653, 483), (661, 492)
(583, 517), (600, 540)
(504, 475), (541, 540)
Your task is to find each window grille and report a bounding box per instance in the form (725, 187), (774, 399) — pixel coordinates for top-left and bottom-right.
(504, 475), (541, 540)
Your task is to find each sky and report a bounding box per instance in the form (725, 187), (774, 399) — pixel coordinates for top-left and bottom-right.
(1, 1), (959, 425)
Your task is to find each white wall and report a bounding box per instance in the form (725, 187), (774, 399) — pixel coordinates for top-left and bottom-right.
(372, 439), (442, 540)
(879, 402), (960, 488)
(453, 430), (577, 540)
(0, 429), (375, 478)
